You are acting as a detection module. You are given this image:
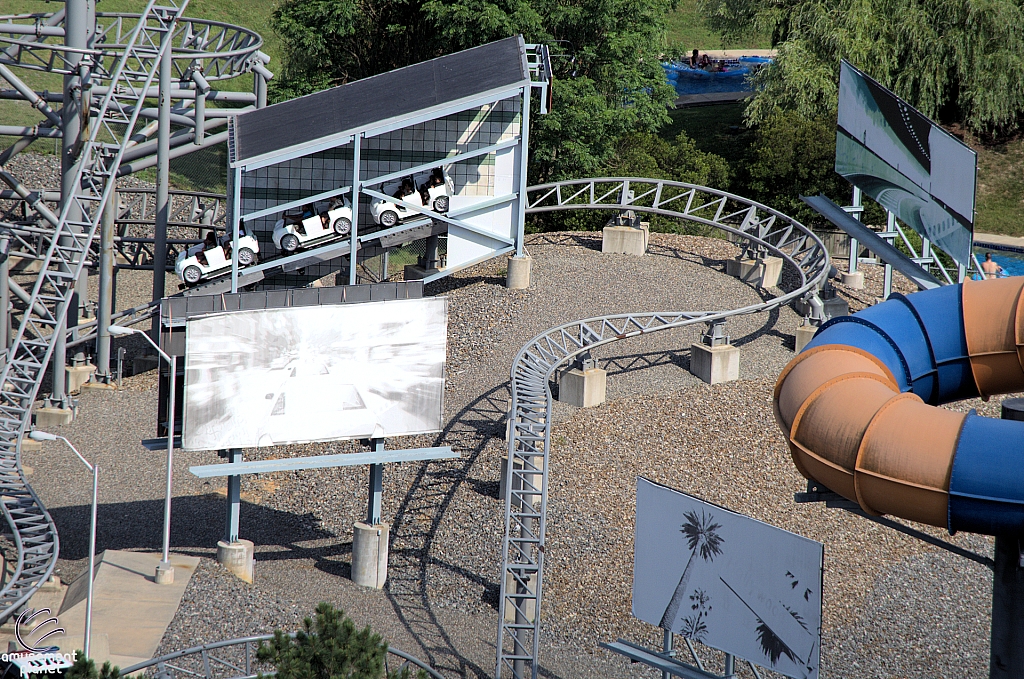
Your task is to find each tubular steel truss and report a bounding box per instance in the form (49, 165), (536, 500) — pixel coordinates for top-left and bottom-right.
(0, 0), (189, 623)
(120, 634), (446, 679)
(495, 178), (831, 678)
(0, 12), (263, 80)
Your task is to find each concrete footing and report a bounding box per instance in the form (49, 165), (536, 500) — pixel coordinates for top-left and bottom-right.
(794, 296), (850, 319)
(403, 264), (440, 281)
(21, 438), (41, 452)
(351, 522), (389, 589)
(794, 324), (818, 353)
(506, 255), (532, 289)
(34, 407), (73, 427)
(689, 343), (740, 385)
(840, 271), (865, 289)
(82, 379), (117, 391)
(558, 367), (607, 408)
(602, 225), (649, 255)
(726, 256), (782, 287)
(759, 256), (783, 287)
(154, 562), (175, 585)
(503, 570), (536, 622)
(499, 454), (545, 501)
(66, 365), (96, 394)
(824, 296), (850, 318)
(133, 355), (159, 375)
(216, 539), (254, 584)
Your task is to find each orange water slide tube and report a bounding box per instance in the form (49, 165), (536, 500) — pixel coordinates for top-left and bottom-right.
(774, 277), (1024, 535)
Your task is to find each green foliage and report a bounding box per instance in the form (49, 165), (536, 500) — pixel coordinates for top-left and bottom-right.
(528, 129), (732, 234)
(740, 111), (850, 225)
(697, 0), (1024, 134)
(269, 0), (678, 182)
(63, 655), (119, 679)
(256, 603), (425, 679)
(269, 0), (438, 98)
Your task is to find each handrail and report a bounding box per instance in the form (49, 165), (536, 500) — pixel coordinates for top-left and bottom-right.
(496, 178), (831, 678)
(121, 633), (445, 679)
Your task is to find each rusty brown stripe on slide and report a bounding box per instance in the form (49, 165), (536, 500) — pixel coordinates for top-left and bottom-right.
(774, 277), (1024, 529)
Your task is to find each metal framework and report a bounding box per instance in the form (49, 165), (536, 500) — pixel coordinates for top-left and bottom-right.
(495, 178), (831, 678)
(0, 0), (195, 623)
(119, 634), (445, 679)
(1, 12), (265, 80)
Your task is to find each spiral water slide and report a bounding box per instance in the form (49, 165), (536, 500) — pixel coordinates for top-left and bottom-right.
(496, 178), (833, 678)
(775, 277), (1024, 536)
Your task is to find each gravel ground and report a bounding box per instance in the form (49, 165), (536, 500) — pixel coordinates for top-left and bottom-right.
(17, 218), (998, 679)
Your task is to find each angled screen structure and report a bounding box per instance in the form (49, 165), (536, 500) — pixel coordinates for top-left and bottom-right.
(182, 297), (447, 451)
(836, 59), (977, 266)
(633, 478), (823, 679)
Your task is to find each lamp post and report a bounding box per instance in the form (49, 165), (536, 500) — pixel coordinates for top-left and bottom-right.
(108, 323), (176, 584)
(28, 431), (96, 658)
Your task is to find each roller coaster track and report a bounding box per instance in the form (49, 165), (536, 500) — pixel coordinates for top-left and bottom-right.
(0, 0), (189, 623)
(119, 633), (445, 679)
(496, 178), (832, 678)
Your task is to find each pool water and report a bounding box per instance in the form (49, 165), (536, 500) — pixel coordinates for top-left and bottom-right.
(975, 248), (1024, 278)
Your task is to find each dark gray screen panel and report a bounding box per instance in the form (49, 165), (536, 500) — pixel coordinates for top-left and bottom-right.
(234, 36), (527, 164)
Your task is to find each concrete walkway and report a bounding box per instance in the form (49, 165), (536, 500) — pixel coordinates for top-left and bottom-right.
(0, 550), (199, 670)
(974, 232), (1024, 251)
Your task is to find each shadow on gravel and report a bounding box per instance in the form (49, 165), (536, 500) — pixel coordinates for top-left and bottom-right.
(426, 273), (507, 296)
(384, 382), (510, 679)
(49, 494), (334, 561)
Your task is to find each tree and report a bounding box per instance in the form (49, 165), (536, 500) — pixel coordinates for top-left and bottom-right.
(740, 111), (853, 227)
(697, 0), (1024, 134)
(659, 510), (724, 630)
(256, 603), (425, 679)
(63, 655), (119, 679)
(269, 0), (679, 182)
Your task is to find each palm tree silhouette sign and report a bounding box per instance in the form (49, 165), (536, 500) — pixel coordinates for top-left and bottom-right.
(659, 510), (724, 630)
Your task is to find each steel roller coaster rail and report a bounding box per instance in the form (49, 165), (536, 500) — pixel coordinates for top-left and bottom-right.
(496, 178), (831, 678)
(0, 0), (196, 623)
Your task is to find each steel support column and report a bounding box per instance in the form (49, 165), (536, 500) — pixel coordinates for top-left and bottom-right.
(367, 446), (384, 526)
(992, 399), (1024, 678)
(95, 196), (115, 379)
(514, 86), (530, 257)
(0, 234), (9, 360)
(224, 448), (242, 543)
(230, 166), (241, 293)
(349, 136), (361, 285)
(151, 34), (172, 335)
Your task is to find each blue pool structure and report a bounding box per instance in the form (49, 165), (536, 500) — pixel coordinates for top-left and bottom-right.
(662, 56), (772, 96)
(974, 247), (1024, 278)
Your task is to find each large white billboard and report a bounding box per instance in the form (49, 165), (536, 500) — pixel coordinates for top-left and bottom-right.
(182, 297), (447, 451)
(836, 59), (977, 266)
(633, 478), (823, 679)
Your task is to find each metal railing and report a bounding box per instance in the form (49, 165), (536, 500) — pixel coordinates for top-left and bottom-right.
(495, 178), (831, 678)
(120, 634), (445, 679)
(0, 0), (190, 623)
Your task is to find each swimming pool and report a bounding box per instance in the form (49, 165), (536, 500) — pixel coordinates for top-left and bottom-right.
(974, 247), (1024, 277)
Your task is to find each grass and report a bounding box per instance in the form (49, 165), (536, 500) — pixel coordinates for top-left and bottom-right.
(973, 138), (1024, 237)
(1, 0), (284, 178)
(661, 102), (754, 168)
(663, 0), (769, 53)
(5, 0), (1022, 238)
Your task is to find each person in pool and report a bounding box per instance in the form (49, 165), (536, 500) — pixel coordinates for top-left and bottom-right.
(982, 252), (1004, 279)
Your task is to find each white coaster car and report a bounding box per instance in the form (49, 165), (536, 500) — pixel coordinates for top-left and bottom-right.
(370, 168), (454, 227)
(175, 230), (260, 286)
(272, 197), (353, 254)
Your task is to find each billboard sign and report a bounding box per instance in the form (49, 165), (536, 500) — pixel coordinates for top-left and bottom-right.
(632, 478), (823, 679)
(182, 297), (447, 451)
(836, 59), (977, 266)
